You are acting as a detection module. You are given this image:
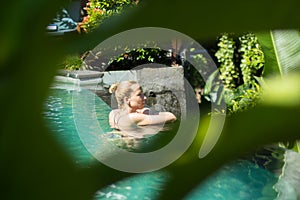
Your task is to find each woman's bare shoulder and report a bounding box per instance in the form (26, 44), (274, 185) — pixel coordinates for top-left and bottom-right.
(109, 109), (121, 129)
(109, 109), (120, 116)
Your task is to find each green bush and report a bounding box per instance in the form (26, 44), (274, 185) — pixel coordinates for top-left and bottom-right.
(107, 48), (171, 70)
(205, 33), (264, 114)
(58, 54), (83, 70)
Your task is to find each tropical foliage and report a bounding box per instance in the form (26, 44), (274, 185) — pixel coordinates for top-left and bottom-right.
(215, 33), (240, 89)
(106, 48), (172, 70)
(2, 0), (300, 200)
(239, 33), (264, 84)
(58, 54), (83, 70)
(257, 30), (300, 153)
(79, 0), (138, 32)
(205, 32), (265, 114)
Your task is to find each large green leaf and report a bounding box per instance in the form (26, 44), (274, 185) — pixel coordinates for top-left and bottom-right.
(256, 31), (281, 77)
(257, 30), (300, 151)
(272, 30), (300, 75)
(257, 30), (300, 77)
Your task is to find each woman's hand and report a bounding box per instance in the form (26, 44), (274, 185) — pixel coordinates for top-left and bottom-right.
(158, 112), (177, 122)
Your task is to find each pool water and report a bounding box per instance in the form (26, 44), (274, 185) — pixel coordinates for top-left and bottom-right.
(185, 159), (278, 200)
(43, 89), (294, 200)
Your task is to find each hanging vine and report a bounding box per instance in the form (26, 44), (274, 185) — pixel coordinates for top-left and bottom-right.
(205, 33), (265, 114)
(238, 33), (264, 85)
(215, 34), (240, 89)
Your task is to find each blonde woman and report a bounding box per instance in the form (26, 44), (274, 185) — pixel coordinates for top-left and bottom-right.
(108, 81), (176, 132)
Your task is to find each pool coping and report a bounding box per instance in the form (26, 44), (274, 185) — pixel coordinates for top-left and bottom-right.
(53, 70), (104, 91)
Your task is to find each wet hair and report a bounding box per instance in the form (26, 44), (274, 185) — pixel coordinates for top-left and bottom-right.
(109, 80), (138, 109)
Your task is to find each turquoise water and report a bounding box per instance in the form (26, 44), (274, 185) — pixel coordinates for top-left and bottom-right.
(185, 160), (277, 200)
(44, 89), (284, 200)
(92, 158), (279, 200)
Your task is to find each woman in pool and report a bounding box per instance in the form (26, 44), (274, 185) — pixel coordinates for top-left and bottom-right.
(108, 80), (176, 131)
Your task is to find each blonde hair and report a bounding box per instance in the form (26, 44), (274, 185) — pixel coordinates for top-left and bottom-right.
(109, 80), (138, 109)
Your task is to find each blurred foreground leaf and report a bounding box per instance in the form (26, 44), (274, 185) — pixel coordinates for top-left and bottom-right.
(2, 0), (300, 200)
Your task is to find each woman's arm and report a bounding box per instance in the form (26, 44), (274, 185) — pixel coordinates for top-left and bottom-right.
(136, 107), (151, 114)
(129, 112), (176, 126)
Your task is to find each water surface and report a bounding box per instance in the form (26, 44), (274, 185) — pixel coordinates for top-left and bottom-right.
(43, 89), (290, 199)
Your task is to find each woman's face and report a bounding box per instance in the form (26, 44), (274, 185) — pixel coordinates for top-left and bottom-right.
(128, 84), (146, 110)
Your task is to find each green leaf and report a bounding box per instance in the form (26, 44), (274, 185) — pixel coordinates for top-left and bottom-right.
(272, 30), (300, 75)
(204, 69), (220, 96)
(256, 31), (281, 77)
(257, 30), (300, 154)
(257, 30), (300, 77)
